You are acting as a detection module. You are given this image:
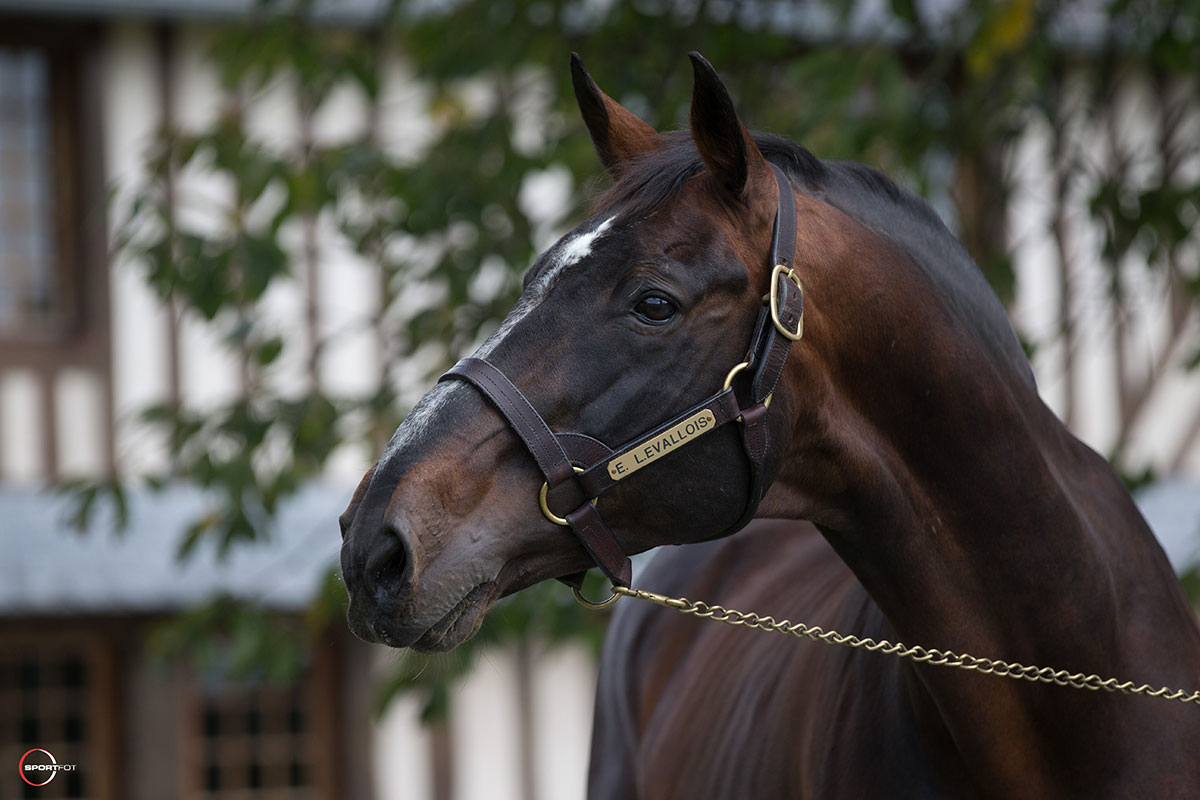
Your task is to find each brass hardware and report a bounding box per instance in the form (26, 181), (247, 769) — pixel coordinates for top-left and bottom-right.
(573, 584), (621, 609)
(769, 264), (804, 341)
(539, 466), (595, 526)
(605, 586), (1200, 706)
(607, 409), (717, 481)
(722, 361), (772, 420)
(723, 361), (751, 391)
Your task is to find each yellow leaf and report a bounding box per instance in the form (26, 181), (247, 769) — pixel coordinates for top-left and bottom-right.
(967, 0), (1036, 79)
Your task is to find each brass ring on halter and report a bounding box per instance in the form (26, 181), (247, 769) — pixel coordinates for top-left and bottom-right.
(539, 467), (596, 526)
(723, 360), (752, 391)
(723, 361), (772, 420)
(573, 584), (621, 609)
(769, 264), (804, 341)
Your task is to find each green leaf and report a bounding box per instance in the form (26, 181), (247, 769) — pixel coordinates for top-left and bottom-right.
(1179, 565), (1200, 605)
(178, 512), (219, 561)
(254, 336), (285, 365)
(1185, 347), (1200, 373)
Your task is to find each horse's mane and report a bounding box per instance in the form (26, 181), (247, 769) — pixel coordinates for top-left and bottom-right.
(594, 130), (1035, 387)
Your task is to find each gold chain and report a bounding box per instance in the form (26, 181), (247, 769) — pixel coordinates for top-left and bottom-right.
(611, 586), (1200, 706)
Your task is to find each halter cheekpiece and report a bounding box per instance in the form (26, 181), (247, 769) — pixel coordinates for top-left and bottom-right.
(440, 163), (804, 598)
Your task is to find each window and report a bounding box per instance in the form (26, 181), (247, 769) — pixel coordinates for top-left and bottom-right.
(0, 18), (110, 483)
(0, 46), (63, 341)
(182, 651), (339, 800)
(0, 17), (105, 357)
(0, 637), (115, 800)
(190, 683), (315, 800)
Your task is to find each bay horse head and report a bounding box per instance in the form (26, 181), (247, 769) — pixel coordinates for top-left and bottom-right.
(340, 53), (806, 651)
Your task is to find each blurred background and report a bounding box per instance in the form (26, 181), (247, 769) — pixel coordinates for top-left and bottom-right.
(0, 0), (1198, 798)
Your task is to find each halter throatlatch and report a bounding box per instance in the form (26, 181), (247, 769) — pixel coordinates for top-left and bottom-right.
(440, 163), (804, 597)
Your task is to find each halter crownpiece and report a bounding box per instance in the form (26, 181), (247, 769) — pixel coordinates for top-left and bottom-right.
(440, 163), (803, 598)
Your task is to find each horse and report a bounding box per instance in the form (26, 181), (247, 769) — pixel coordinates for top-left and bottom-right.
(339, 52), (1200, 798)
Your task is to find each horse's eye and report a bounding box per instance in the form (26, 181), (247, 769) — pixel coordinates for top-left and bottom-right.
(633, 294), (677, 324)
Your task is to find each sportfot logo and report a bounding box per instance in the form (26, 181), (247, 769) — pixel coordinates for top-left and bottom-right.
(18, 748), (77, 787)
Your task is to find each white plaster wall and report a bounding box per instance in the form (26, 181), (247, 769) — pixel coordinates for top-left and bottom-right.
(1009, 73), (1200, 474)
(103, 21), (171, 476)
(451, 647), (523, 800)
(54, 367), (105, 477)
(377, 52), (437, 164)
(0, 369), (44, 482)
(173, 27), (242, 416)
(373, 682), (434, 800)
(533, 645), (597, 800)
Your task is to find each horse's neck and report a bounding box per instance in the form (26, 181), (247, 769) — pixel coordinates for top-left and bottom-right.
(769, 328), (1200, 796)
(844, 400), (1180, 664)
(879, 394), (1191, 657)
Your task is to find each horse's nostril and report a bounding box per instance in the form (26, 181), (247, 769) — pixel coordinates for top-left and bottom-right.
(371, 523), (414, 602)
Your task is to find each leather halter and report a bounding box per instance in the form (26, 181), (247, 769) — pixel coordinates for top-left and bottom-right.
(440, 163), (803, 591)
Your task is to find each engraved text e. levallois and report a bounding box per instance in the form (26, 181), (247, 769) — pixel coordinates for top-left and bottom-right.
(607, 410), (717, 481)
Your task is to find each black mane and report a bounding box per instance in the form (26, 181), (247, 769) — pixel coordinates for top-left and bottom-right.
(594, 130), (1034, 386)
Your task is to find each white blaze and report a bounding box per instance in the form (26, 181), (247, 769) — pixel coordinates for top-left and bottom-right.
(378, 215), (617, 465)
(552, 214), (615, 278)
(475, 215), (616, 358)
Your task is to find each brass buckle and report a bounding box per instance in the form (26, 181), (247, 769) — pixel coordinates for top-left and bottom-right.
(769, 264), (804, 341)
(539, 466), (596, 526)
(573, 584), (621, 609)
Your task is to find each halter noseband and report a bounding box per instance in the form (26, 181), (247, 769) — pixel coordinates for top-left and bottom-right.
(439, 163), (803, 597)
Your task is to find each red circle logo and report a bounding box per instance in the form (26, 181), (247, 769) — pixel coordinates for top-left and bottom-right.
(19, 749), (59, 787)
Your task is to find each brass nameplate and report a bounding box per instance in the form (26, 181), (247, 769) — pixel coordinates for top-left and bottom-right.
(607, 409), (717, 481)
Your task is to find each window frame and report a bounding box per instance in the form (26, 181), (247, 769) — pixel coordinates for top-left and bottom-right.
(0, 17), (107, 363)
(178, 643), (342, 800)
(0, 628), (120, 800)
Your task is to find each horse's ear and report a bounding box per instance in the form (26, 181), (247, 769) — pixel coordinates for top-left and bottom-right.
(688, 52), (773, 211)
(571, 53), (659, 175)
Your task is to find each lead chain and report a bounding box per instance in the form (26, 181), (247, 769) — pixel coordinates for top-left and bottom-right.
(611, 586), (1200, 706)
